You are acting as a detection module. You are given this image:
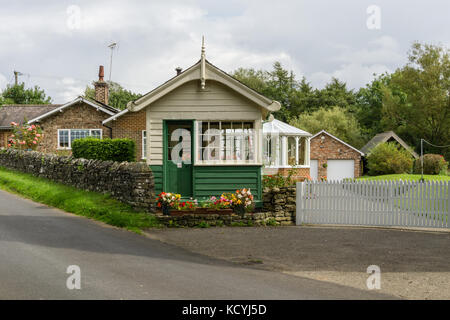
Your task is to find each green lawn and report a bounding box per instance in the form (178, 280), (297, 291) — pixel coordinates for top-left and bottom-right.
(0, 166), (161, 233)
(358, 174), (450, 182)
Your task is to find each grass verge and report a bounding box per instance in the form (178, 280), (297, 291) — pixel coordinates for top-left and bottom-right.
(358, 174), (450, 182)
(0, 166), (161, 233)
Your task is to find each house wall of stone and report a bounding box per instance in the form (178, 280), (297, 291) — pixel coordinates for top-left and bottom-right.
(37, 102), (111, 154)
(310, 133), (362, 179)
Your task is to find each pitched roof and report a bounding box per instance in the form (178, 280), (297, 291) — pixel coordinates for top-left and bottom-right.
(28, 96), (120, 124)
(361, 131), (419, 159)
(311, 130), (364, 156)
(103, 59), (281, 124)
(0, 104), (61, 128)
(263, 119), (311, 136)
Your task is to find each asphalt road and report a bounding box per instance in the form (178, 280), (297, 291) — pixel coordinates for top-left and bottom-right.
(0, 189), (393, 300)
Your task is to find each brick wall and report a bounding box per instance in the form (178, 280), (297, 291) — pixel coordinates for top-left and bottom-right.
(110, 109), (146, 160)
(37, 102), (111, 154)
(263, 167), (311, 181)
(310, 133), (362, 178)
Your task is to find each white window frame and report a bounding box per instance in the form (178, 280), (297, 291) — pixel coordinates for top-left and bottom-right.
(195, 120), (258, 166)
(57, 129), (103, 150)
(142, 130), (147, 159)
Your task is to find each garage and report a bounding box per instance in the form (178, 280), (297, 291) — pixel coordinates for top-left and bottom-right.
(309, 130), (364, 180)
(310, 160), (318, 180)
(327, 160), (355, 181)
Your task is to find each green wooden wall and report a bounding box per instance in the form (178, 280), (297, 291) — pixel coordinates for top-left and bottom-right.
(149, 164), (262, 206)
(193, 166), (261, 203)
(150, 165), (163, 196)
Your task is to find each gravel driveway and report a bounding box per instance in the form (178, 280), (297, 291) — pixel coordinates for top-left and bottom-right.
(146, 225), (450, 300)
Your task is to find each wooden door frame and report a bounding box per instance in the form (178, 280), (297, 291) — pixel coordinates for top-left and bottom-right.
(162, 119), (195, 195)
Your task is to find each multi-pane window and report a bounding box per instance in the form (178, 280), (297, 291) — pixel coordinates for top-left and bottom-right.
(142, 130), (147, 159)
(196, 121), (255, 164)
(58, 129), (102, 149)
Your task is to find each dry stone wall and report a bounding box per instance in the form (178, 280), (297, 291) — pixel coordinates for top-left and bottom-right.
(0, 148), (155, 211)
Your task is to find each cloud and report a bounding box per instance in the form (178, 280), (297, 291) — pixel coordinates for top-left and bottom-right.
(0, 1), (448, 102)
(0, 73), (7, 90)
(310, 63), (392, 89)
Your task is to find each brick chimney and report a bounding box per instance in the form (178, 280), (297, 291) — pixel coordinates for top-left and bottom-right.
(94, 65), (109, 105)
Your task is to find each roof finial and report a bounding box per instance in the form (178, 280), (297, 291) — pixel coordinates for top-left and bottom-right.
(200, 36), (206, 89)
(201, 35), (205, 55)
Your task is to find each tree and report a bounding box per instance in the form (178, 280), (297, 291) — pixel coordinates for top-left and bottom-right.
(0, 83), (52, 105)
(289, 106), (365, 148)
(381, 42), (450, 160)
(316, 78), (357, 112)
(84, 81), (142, 110)
(233, 62), (320, 121)
(355, 73), (392, 139)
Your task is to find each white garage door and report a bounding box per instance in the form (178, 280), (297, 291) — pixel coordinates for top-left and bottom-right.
(310, 160), (318, 181)
(327, 160), (354, 181)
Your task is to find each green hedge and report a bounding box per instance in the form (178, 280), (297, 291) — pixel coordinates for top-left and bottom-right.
(366, 142), (414, 175)
(72, 138), (136, 162)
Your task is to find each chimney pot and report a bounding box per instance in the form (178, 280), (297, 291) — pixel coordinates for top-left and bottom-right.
(94, 65), (109, 105)
(175, 67), (182, 75)
(98, 65), (105, 81)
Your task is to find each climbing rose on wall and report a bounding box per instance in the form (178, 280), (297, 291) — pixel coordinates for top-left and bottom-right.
(8, 122), (43, 151)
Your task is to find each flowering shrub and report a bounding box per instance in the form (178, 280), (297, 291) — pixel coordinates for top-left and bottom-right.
(8, 122), (43, 150)
(156, 192), (181, 209)
(413, 154), (448, 175)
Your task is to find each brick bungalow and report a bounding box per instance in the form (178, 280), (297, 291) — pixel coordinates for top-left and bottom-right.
(0, 66), (120, 154)
(310, 130), (364, 181)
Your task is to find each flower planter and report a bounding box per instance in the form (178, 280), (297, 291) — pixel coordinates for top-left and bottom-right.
(167, 208), (234, 216)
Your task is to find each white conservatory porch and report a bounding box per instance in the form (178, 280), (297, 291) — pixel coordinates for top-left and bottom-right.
(262, 119), (311, 169)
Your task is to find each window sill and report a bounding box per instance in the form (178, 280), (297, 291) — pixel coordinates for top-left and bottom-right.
(194, 162), (262, 166)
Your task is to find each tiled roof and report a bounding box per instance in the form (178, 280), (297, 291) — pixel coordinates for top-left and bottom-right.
(0, 104), (61, 128)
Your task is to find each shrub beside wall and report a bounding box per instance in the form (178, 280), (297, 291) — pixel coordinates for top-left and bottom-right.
(366, 142), (414, 175)
(413, 154), (448, 175)
(0, 149), (154, 211)
(72, 138), (136, 162)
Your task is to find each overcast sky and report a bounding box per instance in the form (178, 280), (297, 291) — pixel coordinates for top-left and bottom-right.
(0, 0), (449, 103)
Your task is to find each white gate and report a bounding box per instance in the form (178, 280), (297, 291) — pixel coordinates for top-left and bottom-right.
(296, 180), (449, 228)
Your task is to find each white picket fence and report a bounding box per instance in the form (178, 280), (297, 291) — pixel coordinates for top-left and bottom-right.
(296, 180), (449, 229)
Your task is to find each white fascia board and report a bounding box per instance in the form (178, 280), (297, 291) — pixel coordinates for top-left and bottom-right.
(102, 109), (129, 124)
(28, 97), (115, 124)
(311, 130), (364, 156)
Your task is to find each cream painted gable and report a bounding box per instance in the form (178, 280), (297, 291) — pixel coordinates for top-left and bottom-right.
(128, 61), (280, 118)
(145, 79), (264, 165)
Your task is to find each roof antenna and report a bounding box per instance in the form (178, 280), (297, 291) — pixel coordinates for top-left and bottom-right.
(200, 36), (206, 89)
(108, 42), (117, 82)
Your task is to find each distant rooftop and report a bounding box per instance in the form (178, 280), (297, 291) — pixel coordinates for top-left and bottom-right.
(0, 104), (61, 128)
(361, 131), (419, 159)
